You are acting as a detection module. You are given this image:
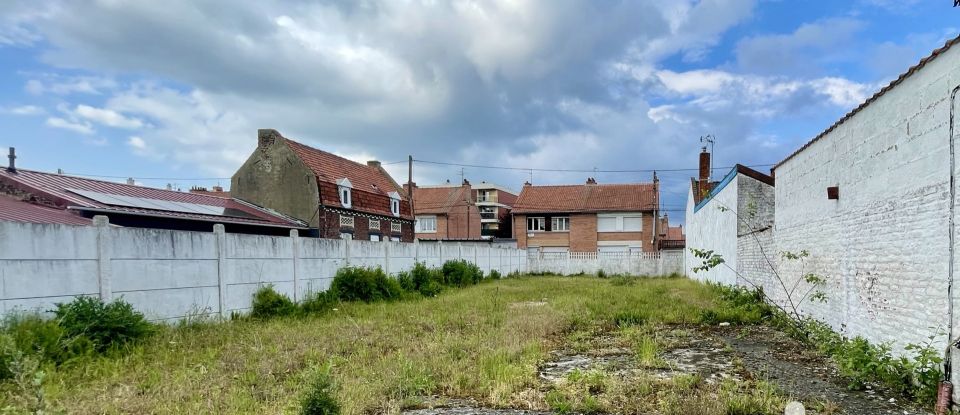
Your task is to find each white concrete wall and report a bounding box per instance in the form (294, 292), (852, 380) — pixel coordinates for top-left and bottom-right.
(735, 175), (777, 285)
(773, 42), (960, 377)
(0, 220), (528, 322)
(528, 251), (684, 276)
(684, 174), (739, 285)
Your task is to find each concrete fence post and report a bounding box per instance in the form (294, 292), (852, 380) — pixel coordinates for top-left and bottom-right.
(290, 229), (300, 302)
(438, 240), (444, 264)
(214, 224), (227, 319)
(458, 242), (463, 261)
(473, 244), (478, 268)
(657, 252), (664, 276)
(413, 239), (420, 263)
(566, 251), (571, 276)
(385, 241), (392, 275)
(499, 247), (503, 274)
(94, 215), (112, 302)
(344, 234), (352, 266)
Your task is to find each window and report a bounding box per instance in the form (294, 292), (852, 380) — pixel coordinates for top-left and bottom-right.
(339, 215), (354, 228)
(337, 178), (352, 208)
(597, 216), (618, 232)
(388, 191), (401, 217)
(391, 222), (402, 233)
(527, 217), (545, 232)
(623, 216), (642, 232)
(370, 234), (381, 242)
(597, 214), (643, 232)
(390, 236), (401, 242)
(598, 245), (629, 253)
(551, 217), (570, 232)
(369, 218), (380, 231)
(416, 215), (437, 233)
(339, 232), (352, 240)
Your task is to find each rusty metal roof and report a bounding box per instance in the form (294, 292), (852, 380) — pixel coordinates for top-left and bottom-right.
(0, 195), (92, 226)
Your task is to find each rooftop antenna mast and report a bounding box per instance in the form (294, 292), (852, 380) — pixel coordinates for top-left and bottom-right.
(700, 134), (715, 180)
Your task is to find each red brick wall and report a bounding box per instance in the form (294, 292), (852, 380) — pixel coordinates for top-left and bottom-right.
(570, 213), (598, 252)
(319, 209), (413, 242)
(514, 214), (527, 248)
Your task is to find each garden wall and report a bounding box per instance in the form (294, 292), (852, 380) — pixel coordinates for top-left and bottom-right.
(0, 218), (528, 321)
(527, 251), (684, 276)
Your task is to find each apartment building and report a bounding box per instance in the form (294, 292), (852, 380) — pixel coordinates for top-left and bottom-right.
(473, 181), (518, 239)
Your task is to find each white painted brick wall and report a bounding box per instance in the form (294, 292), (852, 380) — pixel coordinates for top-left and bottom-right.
(685, 175), (740, 285)
(773, 42), (960, 392)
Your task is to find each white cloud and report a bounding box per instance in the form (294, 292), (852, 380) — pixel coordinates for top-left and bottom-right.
(74, 104), (144, 129)
(45, 117), (94, 135)
(735, 18), (865, 75)
(127, 136), (146, 149)
(2, 105), (44, 116)
(24, 75), (116, 95)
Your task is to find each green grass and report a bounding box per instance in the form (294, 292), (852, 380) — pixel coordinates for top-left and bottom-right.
(0, 276), (776, 414)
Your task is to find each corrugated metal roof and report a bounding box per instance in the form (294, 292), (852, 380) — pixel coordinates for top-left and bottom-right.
(0, 195), (92, 226)
(512, 182), (658, 214)
(0, 169), (305, 228)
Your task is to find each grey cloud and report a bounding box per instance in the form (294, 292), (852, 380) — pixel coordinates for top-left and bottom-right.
(734, 18), (864, 76)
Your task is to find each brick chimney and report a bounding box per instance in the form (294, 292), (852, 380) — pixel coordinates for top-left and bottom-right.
(126, 177), (135, 185)
(7, 147), (16, 173)
(258, 129), (281, 149)
(699, 146), (710, 182)
(367, 160), (381, 168)
(212, 185), (224, 192)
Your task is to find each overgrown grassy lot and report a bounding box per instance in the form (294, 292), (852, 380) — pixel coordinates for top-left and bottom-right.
(2, 276), (782, 414)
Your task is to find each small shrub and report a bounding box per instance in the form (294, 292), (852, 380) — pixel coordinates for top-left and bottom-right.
(1, 313), (94, 374)
(331, 267), (404, 302)
(488, 270), (502, 280)
(301, 369), (340, 415)
(300, 290), (338, 315)
(250, 286), (297, 319)
(613, 311), (647, 328)
(441, 260), (482, 287)
(596, 269), (607, 279)
(396, 271), (415, 292)
(54, 296), (154, 353)
(410, 262), (445, 296)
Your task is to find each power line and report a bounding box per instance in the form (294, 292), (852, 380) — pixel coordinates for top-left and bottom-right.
(413, 159), (774, 173)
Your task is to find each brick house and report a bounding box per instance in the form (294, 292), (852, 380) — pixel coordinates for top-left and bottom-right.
(231, 129), (414, 242)
(511, 178), (660, 253)
(406, 180), (481, 240)
(657, 214), (685, 251)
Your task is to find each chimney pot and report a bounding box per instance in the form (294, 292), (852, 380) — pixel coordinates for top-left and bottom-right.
(367, 160), (381, 168)
(586, 177), (597, 184)
(126, 177), (135, 185)
(462, 178), (470, 186)
(7, 147), (16, 173)
(257, 129), (280, 149)
(524, 181), (532, 186)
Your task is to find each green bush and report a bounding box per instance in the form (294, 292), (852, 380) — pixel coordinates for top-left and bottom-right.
(487, 270), (502, 280)
(300, 370), (341, 415)
(54, 296), (154, 353)
(441, 260), (483, 287)
(410, 262), (445, 296)
(596, 269), (607, 279)
(300, 290), (338, 315)
(331, 267), (404, 302)
(250, 286), (297, 319)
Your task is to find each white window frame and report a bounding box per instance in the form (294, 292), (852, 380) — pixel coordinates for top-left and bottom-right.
(388, 191), (401, 217)
(551, 217), (570, 232)
(527, 217), (545, 232)
(369, 234), (381, 242)
(416, 215), (437, 233)
(339, 214), (354, 228)
(337, 178), (353, 209)
(369, 218), (380, 231)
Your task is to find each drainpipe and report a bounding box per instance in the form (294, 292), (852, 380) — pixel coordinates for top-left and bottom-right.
(939, 85), (960, 415)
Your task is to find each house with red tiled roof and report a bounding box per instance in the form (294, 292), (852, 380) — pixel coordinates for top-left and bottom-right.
(0, 148), (305, 234)
(405, 181), (481, 240)
(231, 129), (414, 242)
(511, 177), (661, 253)
(657, 214), (685, 251)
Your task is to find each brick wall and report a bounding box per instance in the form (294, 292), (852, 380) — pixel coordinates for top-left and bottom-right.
(772, 41), (960, 391)
(570, 213), (598, 252)
(514, 214), (527, 248)
(320, 209), (412, 242)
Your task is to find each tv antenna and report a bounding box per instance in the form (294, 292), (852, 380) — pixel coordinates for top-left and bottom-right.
(700, 134), (716, 180)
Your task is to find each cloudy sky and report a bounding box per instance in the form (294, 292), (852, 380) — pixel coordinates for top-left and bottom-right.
(1, 0), (957, 222)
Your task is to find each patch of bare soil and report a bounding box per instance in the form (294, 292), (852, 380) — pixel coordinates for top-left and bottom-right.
(721, 325), (932, 415)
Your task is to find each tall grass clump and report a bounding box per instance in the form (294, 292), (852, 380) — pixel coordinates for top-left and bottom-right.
(300, 290), (338, 315)
(250, 286), (298, 319)
(53, 296), (154, 353)
(331, 267), (404, 302)
(441, 260), (483, 287)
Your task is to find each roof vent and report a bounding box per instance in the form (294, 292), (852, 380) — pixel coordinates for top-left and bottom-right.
(7, 147), (16, 173)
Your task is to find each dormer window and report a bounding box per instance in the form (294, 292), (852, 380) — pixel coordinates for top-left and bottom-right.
(337, 178), (352, 208)
(388, 191), (401, 217)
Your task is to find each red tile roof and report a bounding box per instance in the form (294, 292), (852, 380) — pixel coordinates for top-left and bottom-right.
(283, 138), (411, 219)
(512, 182), (658, 214)
(0, 169), (304, 228)
(775, 34), (960, 170)
(413, 185), (473, 215)
(665, 225), (684, 242)
(0, 195), (92, 226)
